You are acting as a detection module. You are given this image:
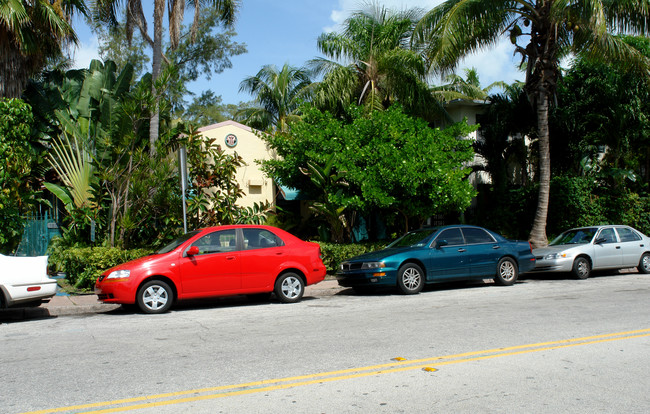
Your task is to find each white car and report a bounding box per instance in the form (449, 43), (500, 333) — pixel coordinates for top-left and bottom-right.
(532, 225), (650, 279)
(0, 254), (58, 308)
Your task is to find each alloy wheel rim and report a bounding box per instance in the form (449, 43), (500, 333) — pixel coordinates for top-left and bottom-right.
(403, 268), (421, 290)
(643, 255), (650, 271)
(281, 276), (302, 298)
(143, 286), (168, 310)
(500, 261), (515, 281)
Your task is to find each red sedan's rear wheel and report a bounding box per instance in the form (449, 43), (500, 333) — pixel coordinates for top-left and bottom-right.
(274, 272), (304, 303)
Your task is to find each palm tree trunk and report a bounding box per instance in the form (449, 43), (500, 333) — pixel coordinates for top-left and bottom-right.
(529, 91), (551, 248)
(149, 0), (165, 156)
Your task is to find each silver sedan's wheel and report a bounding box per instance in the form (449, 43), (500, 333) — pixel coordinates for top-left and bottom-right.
(137, 280), (173, 314)
(572, 257), (591, 280)
(494, 257), (518, 286)
(274, 272), (304, 303)
(397, 263), (424, 294)
(638, 253), (650, 274)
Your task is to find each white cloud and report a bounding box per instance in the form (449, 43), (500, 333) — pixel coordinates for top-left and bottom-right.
(69, 36), (101, 69)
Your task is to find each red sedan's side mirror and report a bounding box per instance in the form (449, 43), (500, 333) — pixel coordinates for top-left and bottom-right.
(186, 245), (200, 256)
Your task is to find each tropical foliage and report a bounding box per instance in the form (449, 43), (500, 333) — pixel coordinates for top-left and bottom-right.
(238, 63), (312, 132)
(311, 4), (445, 122)
(261, 104), (477, 240)
(0, 0), (87, 98)
(0, 99), (46, 253)
(415, 0), (650, 247)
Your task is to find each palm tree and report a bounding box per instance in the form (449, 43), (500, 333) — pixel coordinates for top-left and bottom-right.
(0, 0), (87, 98)
(93, 0), (238, 154)
(238, 63), (312, 132)
(311, 3), (442, 121)
(439, 68), (506, 101)
(415, 0), (650, 247)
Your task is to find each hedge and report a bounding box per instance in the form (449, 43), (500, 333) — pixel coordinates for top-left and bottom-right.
(48, 246), (153, 291)
(316, 242), (387, 274)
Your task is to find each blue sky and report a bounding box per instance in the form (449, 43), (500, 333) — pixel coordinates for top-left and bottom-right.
(71, 0), (524, 105)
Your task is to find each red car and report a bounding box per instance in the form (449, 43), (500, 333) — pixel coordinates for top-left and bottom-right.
(95, 225), (327, 313)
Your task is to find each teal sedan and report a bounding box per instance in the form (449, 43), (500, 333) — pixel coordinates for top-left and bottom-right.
(337, 225), (536, 294)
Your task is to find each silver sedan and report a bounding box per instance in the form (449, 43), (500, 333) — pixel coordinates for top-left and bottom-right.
(532, 225), (650, 279)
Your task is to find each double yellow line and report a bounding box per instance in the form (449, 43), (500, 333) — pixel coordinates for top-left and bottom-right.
(24, 328), (650, 414)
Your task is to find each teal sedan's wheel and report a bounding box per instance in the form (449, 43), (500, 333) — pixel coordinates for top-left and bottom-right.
(397, 263), (424, 294)
(494, 257), (518, 286)
(572, 257), (591, 279)
(137, 280), (173, 314)
(638, 253), (650, 274)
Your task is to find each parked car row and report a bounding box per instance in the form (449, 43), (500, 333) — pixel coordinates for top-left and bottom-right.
(3, 224), (648, 314)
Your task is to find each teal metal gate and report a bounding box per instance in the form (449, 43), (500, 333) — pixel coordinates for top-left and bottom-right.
(14, 212), (61, 257)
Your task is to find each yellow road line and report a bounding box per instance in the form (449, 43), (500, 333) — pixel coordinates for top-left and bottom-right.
(22, 328), (650, 414)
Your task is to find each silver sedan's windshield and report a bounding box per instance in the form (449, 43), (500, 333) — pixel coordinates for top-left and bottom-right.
(387, 228), (438, 248)
(550, 228), (598, 246)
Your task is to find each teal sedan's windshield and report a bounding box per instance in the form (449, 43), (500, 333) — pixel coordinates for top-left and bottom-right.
(156, 231), (201, 254)
(550, 228), (597, 246)
(387, 228), (438, 248)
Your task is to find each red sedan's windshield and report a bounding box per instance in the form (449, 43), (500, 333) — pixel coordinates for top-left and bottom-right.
(156, 231), (201, 254)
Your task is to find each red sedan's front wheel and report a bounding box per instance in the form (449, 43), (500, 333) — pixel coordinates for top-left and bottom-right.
(137, 280), (174, 314)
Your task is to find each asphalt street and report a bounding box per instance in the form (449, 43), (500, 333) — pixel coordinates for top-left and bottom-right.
(1, 271), (649, 413)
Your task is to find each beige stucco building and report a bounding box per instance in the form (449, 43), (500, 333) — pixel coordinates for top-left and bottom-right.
(197, 120), (276, 208)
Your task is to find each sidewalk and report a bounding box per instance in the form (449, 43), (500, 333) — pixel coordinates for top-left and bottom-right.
(1, 279), (344, 321)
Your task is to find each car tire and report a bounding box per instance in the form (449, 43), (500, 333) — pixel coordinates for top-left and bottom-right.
(572, 257), (591, 279)
(274, 273), (304, 303)
(638, 253), (650, 274)
(137, 280), (174, 314)
(494, 257), (518, 286)
(397, 263), (424, 294)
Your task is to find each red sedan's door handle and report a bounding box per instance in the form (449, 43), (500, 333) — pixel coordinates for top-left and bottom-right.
(275, 252), (283, 256)
(457, 248), (466, 252)
(226, 256), (236, 260)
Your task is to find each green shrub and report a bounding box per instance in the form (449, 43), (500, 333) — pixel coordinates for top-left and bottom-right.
(48, 245), (153, 291)
(317, 242), (387, 274)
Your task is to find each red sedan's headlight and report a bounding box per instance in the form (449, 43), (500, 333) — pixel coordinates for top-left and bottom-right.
(106, 270), (131, 280)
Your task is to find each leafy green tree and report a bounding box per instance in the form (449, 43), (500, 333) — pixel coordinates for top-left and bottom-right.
(93, 0), (240, 154)
(183, 127), (270, 227)
(0, 99), (45, 253)
(183, 91), (241, 126)
(0, 0), (87, 98)
(238, 63), (312, 132)
(261, 104), (477, 238)
(415, 0), (650, 247)
(311, 4), (443, 122)
(435, 68), (507, 102)
(553, 36), (650, 186)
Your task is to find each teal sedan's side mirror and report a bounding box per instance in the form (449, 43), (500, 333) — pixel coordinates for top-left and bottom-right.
(436, 240), (448, 248)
